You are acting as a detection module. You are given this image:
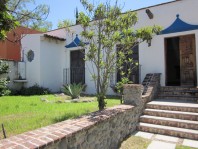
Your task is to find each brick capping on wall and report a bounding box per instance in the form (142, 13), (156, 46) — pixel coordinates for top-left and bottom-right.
(0, 105), (136, 149)
(0, 73), (161, 149)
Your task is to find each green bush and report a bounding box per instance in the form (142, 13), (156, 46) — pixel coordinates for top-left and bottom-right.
(0, 61), (10, 96)
(0, 60), (9, 74)
(0, 78), (11, 96)
(62, 83), (85, 99)
(115, 77), (131, 94)
(16, 84), (51, 95)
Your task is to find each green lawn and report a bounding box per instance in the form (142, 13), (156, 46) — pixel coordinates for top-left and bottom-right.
(120, 136), (151, 149)
(176, 145), (198, 149)
(0, 95), (120, 138)
(120, 136), (198, 149)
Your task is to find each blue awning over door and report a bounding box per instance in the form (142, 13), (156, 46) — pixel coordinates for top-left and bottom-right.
(161, 14), (198, 34)
(65, 34), (88, 48)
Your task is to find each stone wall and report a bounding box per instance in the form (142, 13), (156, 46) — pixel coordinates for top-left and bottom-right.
(123, 84), (143, 106)
(0, 105), (141, 149)
(0, 73), (161, 149)
(123, 73), (161, 117)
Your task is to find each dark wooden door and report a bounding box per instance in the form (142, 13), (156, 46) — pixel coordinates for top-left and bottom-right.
(179, 35), (197, 86)
(70, 50), (85, 84)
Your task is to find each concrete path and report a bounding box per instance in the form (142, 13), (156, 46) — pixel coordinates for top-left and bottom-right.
(134, 131), (198, 149)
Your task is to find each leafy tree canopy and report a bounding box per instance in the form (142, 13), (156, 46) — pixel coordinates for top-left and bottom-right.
(0, 0), (19, 40)
(57, 19), (74, 29)
(78, 0), (161, 110)
(0, 0), (51, 40)
(30, 21), (52, 32)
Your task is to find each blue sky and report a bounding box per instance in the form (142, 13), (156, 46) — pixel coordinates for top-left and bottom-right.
(34, 0), (174, 29)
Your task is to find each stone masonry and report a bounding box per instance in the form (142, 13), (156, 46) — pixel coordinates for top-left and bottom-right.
(123, 84), (143, 106)
(0, 105), (138, 149)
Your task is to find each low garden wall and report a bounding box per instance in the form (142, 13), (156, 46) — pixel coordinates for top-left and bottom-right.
(0, 73), (161, 149)
(0, 105), (138, 149)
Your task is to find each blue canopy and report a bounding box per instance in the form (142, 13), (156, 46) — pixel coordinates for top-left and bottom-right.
(65, 34), (88, 48)
(161, 14), (198, 34)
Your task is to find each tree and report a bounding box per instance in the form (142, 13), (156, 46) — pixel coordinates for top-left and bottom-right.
(57, 19), (74, 28)
(78, 0), (161, 110)
(7, 0), (50, 29)
(0, 0), (51, 40)
(30, 21), (52, 32)
(0, 0), (19, 40)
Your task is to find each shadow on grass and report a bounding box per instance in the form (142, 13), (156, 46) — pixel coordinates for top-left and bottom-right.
(106, 95), (121, 99)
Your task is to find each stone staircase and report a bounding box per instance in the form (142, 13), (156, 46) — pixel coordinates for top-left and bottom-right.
(138, 86), (198, 140)
(158, 86), (198, 102)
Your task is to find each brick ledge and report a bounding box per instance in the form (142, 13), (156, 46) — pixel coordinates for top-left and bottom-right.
(0, 105), (133, 149)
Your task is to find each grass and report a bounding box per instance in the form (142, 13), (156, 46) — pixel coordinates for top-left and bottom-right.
(119, 136), (151, 149)
(119, 136), (197, 149)
(0, 95), (120, 138)
(176, 145), (198, 149)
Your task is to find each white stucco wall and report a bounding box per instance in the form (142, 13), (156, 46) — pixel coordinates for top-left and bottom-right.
(136, 0), (198, 86)
(21, 34), (42, 87)
(68, 0), (198, 94)
(40, 37), (66, 92)
(21, 0), (198, 95)
(64, 0), (198, 94)
(22, 34), (66, 92)
(65, 24), (116, 95)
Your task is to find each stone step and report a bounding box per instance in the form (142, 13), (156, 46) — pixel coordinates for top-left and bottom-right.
(159, 90), (198, 93)
(158, 92), (198, 97)
(160, 86), (198, 92)
(146, 100), (198, 113)
(157, 96), (198, 102)
(144, 109), (198, 121)
(138, 123), (198, 140)
(158, 94), (198, 98)
(140, 115), (198, 130)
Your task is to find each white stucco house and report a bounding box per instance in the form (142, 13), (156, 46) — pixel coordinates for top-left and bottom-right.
(18, 0), (198, 94)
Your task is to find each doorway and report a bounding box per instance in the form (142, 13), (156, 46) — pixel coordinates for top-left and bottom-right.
(70, 50), (85, 84)
(165, 34), (197, 87)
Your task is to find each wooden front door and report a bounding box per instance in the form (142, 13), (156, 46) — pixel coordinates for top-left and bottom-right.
(179, 34), (197, 86)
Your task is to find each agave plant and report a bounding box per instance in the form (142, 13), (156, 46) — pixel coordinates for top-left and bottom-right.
(62, 83), (85, 99)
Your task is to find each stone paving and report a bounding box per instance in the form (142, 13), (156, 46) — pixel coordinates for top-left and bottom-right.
(134, 131), (198, 149)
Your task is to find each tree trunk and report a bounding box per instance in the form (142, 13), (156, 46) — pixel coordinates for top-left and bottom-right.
(97, 20), (102, 109)
(97, 94), (106, 110)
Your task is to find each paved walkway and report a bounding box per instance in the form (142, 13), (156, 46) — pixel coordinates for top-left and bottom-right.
(133, 131), (198, 149)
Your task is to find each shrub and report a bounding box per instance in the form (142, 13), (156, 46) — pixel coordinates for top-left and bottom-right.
(114, 77), (131, 94)
(17, 84), (51, 95)
(0, 60), (9, 74)
(0, 61), (10, 96)
(0, 78), (11, 96)
(62, 83), (85, 99)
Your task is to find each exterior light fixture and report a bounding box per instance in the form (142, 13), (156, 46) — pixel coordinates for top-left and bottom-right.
(147, 38), (152, 47)
(146, 9), (154, 19)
